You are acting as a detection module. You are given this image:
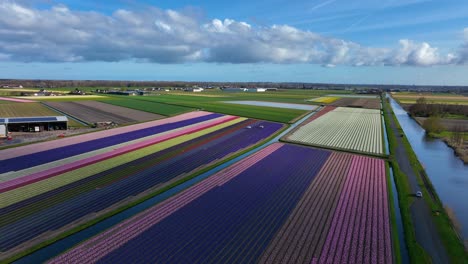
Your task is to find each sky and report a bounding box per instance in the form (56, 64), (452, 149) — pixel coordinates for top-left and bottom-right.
(0, 0), (468, 85)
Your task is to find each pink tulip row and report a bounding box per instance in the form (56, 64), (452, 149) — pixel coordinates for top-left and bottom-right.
(0, 97), (35, 103)
(0, 115), (238, 193)
(0, 111), (210, 161)
(49, 143), (284, 264)
(314, 155), (391, 264)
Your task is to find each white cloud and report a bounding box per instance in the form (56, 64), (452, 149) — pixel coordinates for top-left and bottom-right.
(388, 40), (454, 66)
(0, 1), (464, 66)
(456, 28), (468, 63)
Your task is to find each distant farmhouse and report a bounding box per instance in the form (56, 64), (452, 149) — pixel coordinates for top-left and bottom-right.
(184, 87), (204, 92)
(99, 89), (149, 96)
(222, 87), (277, 93)
(1, 84), (23, 88)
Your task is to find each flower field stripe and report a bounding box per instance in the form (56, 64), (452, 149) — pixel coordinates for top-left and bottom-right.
(0, 115), (239, 193)
(317, 155), (361, 263)
(259, 151), (352, 264)
(344, 156), (367, 264)
(287, 107), (383, 155)
(207, 148), (329, 263)
(48, 144), (282, 264)
(307, 97), (339, 104)
(380, 158), (392, 264)
(0, 111), (211, 161)
(0, 121), (282, 252)
(315, 156), (391, 264)
(91, 144), (328, 263)
(331, 155), (368, 264)
(0, 113), (224, 174)
(0, 118), (246, 208)
(0, 120), (253, 222)
(299, 106), (336, 124)
(0, 115), (246, 183)
(48, 144), (329, 263)
(0, 97), (35, 103)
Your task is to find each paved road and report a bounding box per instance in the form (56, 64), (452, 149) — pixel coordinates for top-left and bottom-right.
(384, 102), (450, 264)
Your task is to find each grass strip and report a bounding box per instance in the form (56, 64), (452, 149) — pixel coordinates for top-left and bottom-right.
(385, 162), (402, 264)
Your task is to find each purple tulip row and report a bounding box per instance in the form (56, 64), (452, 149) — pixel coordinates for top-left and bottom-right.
(49, 143), (282, 264)
(0, 115), (238, 193)
(1, 111), (211, 161)
(0, 120), (281, 252)
(314, 156), (392, 264)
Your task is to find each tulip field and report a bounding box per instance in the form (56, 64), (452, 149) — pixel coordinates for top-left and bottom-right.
(50, 143), (392, 264)
(307, 96), (339, 104)
(0, 111), (283, 256)
(285, 106), (384, 155)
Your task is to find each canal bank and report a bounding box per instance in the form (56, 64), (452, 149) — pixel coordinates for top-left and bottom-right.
(389, 95), (468, 241)
(385, 95), (467, 263)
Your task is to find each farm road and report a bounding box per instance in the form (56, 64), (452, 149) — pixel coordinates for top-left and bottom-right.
(384, 102), (449, 263)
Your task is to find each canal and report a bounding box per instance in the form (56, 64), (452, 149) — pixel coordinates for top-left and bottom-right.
(388, 95), (468, 240)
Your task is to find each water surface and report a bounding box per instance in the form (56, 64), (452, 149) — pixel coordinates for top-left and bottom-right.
(389, 96), (468, 239)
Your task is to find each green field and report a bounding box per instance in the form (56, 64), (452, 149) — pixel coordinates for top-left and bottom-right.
(0, 103), (60, 117)
(106, 93), (317, 123)
(101, 98), (193, 116)
(0, 103), (83, 127)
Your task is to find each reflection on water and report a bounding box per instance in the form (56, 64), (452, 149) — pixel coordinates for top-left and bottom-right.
(389, 96), (468, 239)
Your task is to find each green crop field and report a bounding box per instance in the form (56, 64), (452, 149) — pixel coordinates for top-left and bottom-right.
(114, 94), (309, 123)
(101, 98), (193, 116)
(0, 103), (84, 127)
(0, 103), (58, 117)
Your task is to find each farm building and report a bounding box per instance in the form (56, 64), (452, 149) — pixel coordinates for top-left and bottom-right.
(0, 116), (68, 133)
(184, 87), (204, 92)
(222, 88), (248, 92)
(248, 88), (278, 92)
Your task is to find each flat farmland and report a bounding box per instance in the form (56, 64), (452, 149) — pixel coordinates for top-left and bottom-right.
(0, 111), (283, 261)
(330, 97), (381, 109)
(0, 97), (35, 103)
(285, 107), (384, 155)
(18, 95), (107, 101)
(223, 100), (318, 110)
(44, 101), (163, 124)
(414, 117), (468, 132)
(307, 96), (340, 104)
(50, 143), (392, 264)
(392, 93), (468, 105)
(113, 94), (310, 123)
(101, 98), (194, 116)
(0, 103), (59, 117)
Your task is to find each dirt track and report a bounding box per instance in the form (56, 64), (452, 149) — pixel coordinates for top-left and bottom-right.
(44, 101), (163, 124)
